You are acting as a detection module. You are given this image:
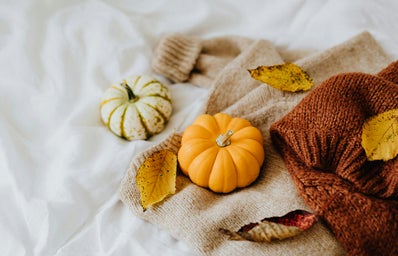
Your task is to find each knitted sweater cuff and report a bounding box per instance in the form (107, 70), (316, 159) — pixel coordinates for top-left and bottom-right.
(152, 34), (201, 83)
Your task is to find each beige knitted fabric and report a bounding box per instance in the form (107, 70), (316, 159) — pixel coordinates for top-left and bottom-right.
(152, 34), (254, 88)
(119, 31), (391, 256)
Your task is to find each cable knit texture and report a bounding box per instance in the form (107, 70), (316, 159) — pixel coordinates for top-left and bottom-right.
(119, 31), (394, 256)
(270, 61), (398, 255)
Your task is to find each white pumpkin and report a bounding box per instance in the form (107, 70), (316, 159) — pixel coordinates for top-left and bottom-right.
(100, 75), (172, 140)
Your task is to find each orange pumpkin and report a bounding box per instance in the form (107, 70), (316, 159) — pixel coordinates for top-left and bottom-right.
(178, 113), (264, 193)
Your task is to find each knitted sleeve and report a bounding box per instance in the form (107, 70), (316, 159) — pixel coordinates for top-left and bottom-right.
(151, 33), (254, 88)
(270, 61), (398, 255)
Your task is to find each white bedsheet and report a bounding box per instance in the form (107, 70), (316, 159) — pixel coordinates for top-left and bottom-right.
(1, 1), (397, 255)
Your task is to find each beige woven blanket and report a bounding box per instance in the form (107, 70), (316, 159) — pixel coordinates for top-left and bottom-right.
(119, 31), (391, 256)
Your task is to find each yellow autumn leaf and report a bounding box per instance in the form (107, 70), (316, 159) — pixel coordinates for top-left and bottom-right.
(136, 149), (177, 210)
(361, 108), (398, 161)
(249, 63), (314, 92)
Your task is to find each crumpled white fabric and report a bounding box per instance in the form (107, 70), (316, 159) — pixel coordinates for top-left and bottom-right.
(0, 0), (397, 255)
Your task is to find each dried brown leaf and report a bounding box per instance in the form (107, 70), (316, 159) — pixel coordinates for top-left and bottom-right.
(220, 210), (318, 242)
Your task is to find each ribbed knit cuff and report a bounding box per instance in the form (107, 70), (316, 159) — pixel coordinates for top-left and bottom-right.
(152, 34), (202, 83)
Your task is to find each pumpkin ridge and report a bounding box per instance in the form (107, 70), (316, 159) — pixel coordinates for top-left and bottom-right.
(139, 80), (162, 92)
(233, 126), (263, 144)
(226, 117), (251, 132)
(193, 114), (220, 135)
(214, 113), (233, 132)
(120, 105), (128, 139)
(180, 139), (216, 163)
(233, 139), (264, 165)
(188, 146), (219, 187)
(134, 104), (152, 138)
(225, 146), (260, 187)
(100, 97), (123, 107)
(140, 101), (167, 127)
(224, 148), (239, 191)
(197, 124), (218, 136)
(180, 125), (213, 144)
(111, 84), (127, 94)
(145, 94), (172, 102)
(107, 103), (125, 127)
(141, 94), (171, 109)
(133, 76), (142, 88)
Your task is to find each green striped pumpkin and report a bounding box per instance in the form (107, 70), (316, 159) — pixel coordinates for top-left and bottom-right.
(100, 75), (172, 140)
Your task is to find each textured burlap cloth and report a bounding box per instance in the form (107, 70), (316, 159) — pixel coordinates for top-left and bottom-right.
(119, 31), (394, 255)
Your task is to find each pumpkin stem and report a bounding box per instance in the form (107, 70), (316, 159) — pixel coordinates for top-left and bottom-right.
(216, 130), (233, 147)
(121, 81), (136, 101)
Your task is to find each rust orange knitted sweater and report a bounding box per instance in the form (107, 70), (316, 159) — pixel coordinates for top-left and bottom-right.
(270, 61), (398, 255)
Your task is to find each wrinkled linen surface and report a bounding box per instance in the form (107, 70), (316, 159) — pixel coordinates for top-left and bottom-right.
(1, 1), (398, 255)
